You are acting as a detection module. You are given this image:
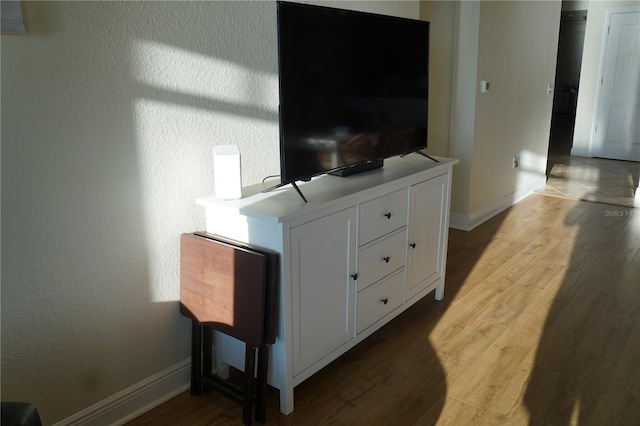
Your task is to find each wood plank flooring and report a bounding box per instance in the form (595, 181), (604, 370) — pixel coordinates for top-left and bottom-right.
(127, 194), (640, 425)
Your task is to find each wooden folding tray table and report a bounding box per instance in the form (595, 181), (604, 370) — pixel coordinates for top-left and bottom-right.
(180, 232), (278, 425)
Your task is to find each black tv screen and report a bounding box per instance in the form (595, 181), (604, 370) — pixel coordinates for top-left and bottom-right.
(277, 1), (430, 184)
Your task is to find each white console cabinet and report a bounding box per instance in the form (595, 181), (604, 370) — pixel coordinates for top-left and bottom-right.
(196, 155), (457, 415)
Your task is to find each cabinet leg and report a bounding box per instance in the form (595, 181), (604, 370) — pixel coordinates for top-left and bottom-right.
(435, 285), (444, 301)
(279, 386), (294, 415)
(214, 331), (231, 379)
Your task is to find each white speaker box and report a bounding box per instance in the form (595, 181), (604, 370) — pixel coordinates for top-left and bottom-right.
(213, 145), (242, 200)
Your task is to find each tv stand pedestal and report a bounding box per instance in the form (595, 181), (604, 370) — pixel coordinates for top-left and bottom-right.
(328, 158), (384, 177)
(402, 149), (440, 163)
(196, 155), (458, 415)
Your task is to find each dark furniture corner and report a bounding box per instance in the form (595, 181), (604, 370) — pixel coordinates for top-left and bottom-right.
(1, 402), (42, 426)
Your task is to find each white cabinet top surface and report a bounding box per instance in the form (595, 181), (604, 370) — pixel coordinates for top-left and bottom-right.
(197, 156), (458, 223)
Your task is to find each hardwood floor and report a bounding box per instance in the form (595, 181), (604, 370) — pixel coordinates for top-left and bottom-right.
(537, 154), (640, 208)
(541, 112), (640, 208)
(127, 194), (640, 425)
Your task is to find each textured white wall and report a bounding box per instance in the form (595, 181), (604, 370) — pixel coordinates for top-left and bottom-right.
(469, 1), (560, 213)
(420, 0), (456, 158)
(1, 1), (419, 423)
(447, 1), (480, 217)
(442, 1), (560, 224)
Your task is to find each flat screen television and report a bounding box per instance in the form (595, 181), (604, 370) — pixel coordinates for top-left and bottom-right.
(276, 1), (431, 198)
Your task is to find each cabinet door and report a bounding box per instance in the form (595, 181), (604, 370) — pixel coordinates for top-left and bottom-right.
(406, 173), (448, 301)
(290, 207), (357, 375)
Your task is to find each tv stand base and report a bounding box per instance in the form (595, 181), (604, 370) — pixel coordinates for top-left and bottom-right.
(402, 150), (439, 163)
(261, 181), (308, 203)
(329, 158), (384, 177)
(416, 151), (439, 162)
(290, 182), (307, 203)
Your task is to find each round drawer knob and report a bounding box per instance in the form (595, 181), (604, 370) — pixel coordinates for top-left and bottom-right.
(409, 242), (416, 249)
(351, 273), (358, 281)
(380, 298), (389, 305)
(384, 212), (391, 219)
(383, 256), (390, 263)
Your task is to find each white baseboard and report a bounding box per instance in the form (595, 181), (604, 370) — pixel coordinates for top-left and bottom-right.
(449, 212), (472, 231)
(53, 358), (191, 426)
(449, 177), (545, 231)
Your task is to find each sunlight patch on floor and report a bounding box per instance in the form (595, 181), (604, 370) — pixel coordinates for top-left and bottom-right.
(536, 155), (640, 208)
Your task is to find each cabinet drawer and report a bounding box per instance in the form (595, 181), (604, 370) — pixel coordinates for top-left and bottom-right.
(357, 229), (406, 291)
(358, 188), (408, 245)
(356, 270), (404, 334)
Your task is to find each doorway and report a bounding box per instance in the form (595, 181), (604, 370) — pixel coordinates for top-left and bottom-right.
(540, 9), (640, 208)
(548, 9), (587, 159)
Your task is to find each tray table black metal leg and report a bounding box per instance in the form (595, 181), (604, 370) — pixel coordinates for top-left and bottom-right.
(202, 326), (214, 393)
(190, 321), (203, 395)
(243, 344), (257, 425)
(254, 346), (269, 422)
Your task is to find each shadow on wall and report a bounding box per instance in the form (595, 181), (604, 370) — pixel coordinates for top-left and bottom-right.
(1, 1), (280, 424)
(2, 1), (565, 424)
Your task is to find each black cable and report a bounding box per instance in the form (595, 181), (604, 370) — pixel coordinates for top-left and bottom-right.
(262, 175), (281, 183)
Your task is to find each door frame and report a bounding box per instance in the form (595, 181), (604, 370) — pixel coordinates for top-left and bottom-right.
(589, 5), (640, 157)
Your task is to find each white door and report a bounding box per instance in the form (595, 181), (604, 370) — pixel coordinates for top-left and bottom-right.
(591, 9), (640, 161)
